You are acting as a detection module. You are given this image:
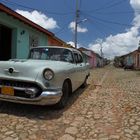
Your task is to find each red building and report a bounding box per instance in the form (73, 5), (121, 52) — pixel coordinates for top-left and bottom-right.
(119, 47), (140, 70)
(133, 48), (140, 69)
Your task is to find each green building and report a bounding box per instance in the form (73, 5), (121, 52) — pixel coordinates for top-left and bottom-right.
(0, 3), (65, 60)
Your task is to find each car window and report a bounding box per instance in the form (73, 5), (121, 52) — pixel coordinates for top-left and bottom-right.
(78, 54), (83, 63)
(29, 48), (74, 63)
(74, 53), (79, 63)
(62, 50), (74, 63)
(74, 52), (83, 63)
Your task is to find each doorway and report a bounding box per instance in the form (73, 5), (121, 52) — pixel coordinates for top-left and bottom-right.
(0, 25), (12, 60)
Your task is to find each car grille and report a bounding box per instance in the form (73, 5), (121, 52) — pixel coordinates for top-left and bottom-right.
(0, 79), (42, 98)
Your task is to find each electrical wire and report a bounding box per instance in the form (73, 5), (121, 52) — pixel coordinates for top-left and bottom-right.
(87, 10), (135, 15)
(85, 20), (129, 58)
(82, 12), (136, 28)
(1, 0), (74, 15)
(82, 0), (128, 13)
(1, 0), (137, 51)
(87, 18), (131, 48)
(54, 22), (70, 35)
(86, 17), (119, 34)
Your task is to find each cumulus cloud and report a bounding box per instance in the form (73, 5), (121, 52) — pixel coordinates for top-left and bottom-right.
(16, 10), (58, 30)
(88, 0), (140, 59)
(69, 21), (88, 33)
(130, 0), (140, 14)
(67, 41), (83, 48)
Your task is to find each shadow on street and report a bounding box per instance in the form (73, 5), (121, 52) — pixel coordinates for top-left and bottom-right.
(0, 85), (89, 120)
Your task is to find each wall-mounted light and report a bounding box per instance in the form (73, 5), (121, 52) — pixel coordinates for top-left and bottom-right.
(20, 30), (25, 35)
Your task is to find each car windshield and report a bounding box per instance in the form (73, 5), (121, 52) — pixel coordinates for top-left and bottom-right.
(29, 47), (74, 63)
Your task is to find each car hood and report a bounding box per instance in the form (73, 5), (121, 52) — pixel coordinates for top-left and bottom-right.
(0, 59), (73, 81)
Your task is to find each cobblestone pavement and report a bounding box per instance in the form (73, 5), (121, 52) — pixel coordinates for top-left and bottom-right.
(0, 65), (140, 140)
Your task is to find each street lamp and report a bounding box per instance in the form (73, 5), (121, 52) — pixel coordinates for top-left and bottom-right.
(74, 18), (87, 48)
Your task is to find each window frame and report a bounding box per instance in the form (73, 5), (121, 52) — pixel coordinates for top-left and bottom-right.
(73, 52), (84, 64)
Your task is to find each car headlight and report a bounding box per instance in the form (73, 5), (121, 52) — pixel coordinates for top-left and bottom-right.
(43, 69), (54, 80)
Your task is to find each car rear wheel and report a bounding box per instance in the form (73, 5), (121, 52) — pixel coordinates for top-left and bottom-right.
(81, 76), (88, 88)
(55, 81), (69, 109)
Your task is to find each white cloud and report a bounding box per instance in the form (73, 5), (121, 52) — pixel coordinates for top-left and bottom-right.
(67, 41), (75, 47)
(67, 41), (83, 48)
(69, 21), (88, 33)
(16, 10), (58, 30)
(130, 0), (140, 15)
(88, 0), (140, 59)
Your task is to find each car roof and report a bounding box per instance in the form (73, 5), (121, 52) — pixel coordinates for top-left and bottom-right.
(30, 46), (81, 53)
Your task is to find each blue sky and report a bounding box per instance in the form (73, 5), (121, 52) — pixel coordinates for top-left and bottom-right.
(1, 0), (140, 58)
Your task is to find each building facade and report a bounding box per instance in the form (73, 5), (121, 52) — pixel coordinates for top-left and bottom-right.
(79, 47), (104, 68)
(0, 3), (66, 60)
(117, 48), (140, 70)
(132, 49), (140, 69)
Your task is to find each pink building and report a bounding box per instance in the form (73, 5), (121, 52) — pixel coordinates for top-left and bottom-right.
(79, 47), (97, 68)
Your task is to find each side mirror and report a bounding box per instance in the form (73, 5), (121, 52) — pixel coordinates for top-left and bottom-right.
(86, 62), (90, 68)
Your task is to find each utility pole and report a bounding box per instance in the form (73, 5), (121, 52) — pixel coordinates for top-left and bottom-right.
(138, 40), (140, 50)
(100, 45), (103, 58)
(74, 0), (79, 48)
(96, 39), (103, 58)
(97, 40), (104, 67)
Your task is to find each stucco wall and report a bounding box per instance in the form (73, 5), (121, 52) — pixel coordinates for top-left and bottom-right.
(125, 55), (134, 66)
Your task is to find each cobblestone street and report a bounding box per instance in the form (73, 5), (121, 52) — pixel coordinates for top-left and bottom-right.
(0, 65), (140, 140)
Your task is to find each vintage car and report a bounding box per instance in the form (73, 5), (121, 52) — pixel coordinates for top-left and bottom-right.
(0, 46), (90, 108)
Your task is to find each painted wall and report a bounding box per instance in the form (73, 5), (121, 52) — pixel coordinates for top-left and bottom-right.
(134, 53), (140, 68)
(96, 56), (103, 67)
(89, 52), (96, 68)
(48, 36), (63, 46)
(82, 50), (96, 68)
(126, 55), (134, 65)
(0, 12), (48, 59)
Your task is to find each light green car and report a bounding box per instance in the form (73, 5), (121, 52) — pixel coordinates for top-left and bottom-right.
(0, 46), (90, 108)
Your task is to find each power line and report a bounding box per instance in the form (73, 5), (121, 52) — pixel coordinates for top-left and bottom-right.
(54, 25), (68, 35)
(82, 12), (136, 28)
(87, 18), (107, 37)
(82, 0), (128, 13)
(86, 17), (119, 34)
(87, 10), (135, 15)
(85, 19), (133, 58)
(1, 0), (74, 15)
(81, 0), (114, 12)
(54, 21), (70, 35)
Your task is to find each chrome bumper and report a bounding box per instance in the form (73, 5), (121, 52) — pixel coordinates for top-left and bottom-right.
(0, 90), (62, 105)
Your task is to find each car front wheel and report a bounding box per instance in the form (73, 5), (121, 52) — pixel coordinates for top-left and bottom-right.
(55, 81), (69, 109)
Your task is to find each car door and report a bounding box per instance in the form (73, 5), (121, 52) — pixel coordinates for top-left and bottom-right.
(73, 52), (84, 88)
(77, 53), (87, 84)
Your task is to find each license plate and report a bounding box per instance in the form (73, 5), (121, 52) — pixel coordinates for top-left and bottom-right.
(1, 86), (14, 96)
